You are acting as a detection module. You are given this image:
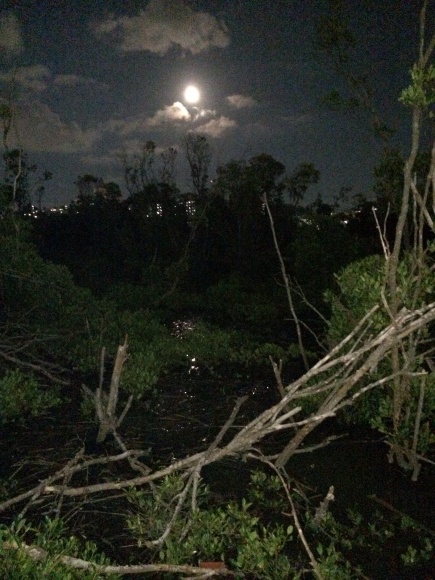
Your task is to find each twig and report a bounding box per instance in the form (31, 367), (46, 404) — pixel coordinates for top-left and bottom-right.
(252, 453), (323, 580)
(0, 449), (148, 513)
(411, 375), (426, 481)
(263, 193), (309, 370)
(191, 395), (248, 511)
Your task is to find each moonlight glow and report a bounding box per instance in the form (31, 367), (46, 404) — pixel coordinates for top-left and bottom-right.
(184, 85), (200, 104)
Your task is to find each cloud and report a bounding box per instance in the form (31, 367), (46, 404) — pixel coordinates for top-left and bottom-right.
(53, 74), (108, 89)
(102, 117), (140, 136)
(147, 101), (191, 126)
(80, 153), (117, 167)
(0, 66), (108, 93)
(98, 102), (225, 145)
(0, 65), (51, 92)
(192, 107), (216, 121)
(0, 13), (23, 55)
(193, 116), (236, 137)
(7, 101), (98, 153)
(226, 94), (256, 109)
(99, 102), (191, 139)
(92, 0), (230, 55)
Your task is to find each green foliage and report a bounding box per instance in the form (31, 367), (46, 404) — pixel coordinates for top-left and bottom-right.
(0, 223), (102, 367)
(0, 517), (117, 579)
(206, 276), (282, 334)
(315, 543), (358, 579)
(371, 374), (435, 455)
(401, 538), (433, 567)
(0, 369), (61, 424)
(325, 254), (386, 347)
(225, 505), (293, 579)
(174, 320), (292, 379)
(92, 302), (292, 389)
(1, 212), (293, 410)
(126, 471), (295, 579)
(326, 253), (435, 459)
(246, 470), (288, 512)
(126, 474), (187, 545)
(312, 507), (434, 578)
(121, 350), (163, 398)
(125, 469), (434, 579)
(326, 252), (435, 346)
(399, 63), (435, 109)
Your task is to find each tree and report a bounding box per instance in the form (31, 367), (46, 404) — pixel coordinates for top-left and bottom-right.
(284, 162), (320, 205)
(372, 147), (434, 247)
(326, 254), (435, 478)
(247, 153), (286, 203)
(74, 173), (101, 207)
(182, 133), (211, 198)
(213, 154), (290, 273)
(1, 148), (51, 212)
(101, 180), (122, 202)
(315, 0), (396, 144)
(315, 0), (435, 478)
(381, 0), (435, 475)
(122, 140), (158, 195)
(290, 210), (370, 310)
(121, 141), (179, 215)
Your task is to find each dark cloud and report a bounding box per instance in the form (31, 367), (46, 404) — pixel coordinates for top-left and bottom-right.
(92, 0), (230, 55)
(0, 12), (23, 55)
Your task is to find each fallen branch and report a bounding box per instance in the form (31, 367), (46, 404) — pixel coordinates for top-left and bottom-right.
(4, 541), (234, 577)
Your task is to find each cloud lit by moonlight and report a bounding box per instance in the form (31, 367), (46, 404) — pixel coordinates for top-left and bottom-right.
(184, 85), (200, 104)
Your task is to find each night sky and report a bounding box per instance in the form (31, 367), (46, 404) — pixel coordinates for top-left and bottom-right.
(0, 0), (426, 206)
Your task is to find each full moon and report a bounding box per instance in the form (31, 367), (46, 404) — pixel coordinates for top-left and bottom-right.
(184, 85), (200, 104)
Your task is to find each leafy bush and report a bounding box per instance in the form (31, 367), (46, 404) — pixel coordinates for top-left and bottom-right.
(0, 517), (117, 579)
(325, 253), (435, 460)
(206, 276), (283, 336)
(0, 226), (105, 372)
(0, 369), (61, 424)
(174, 320), (293, 376)
(126, 471), (295, 579)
